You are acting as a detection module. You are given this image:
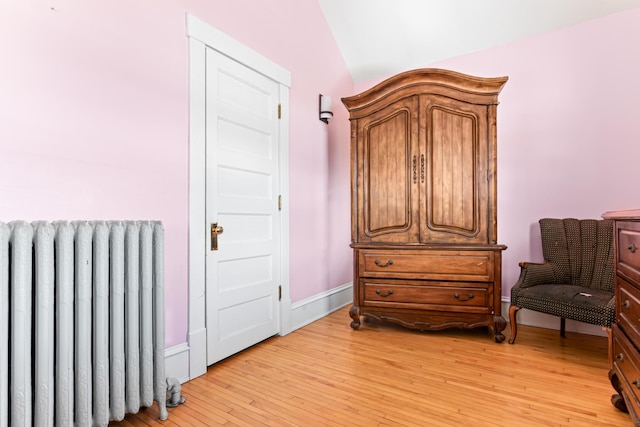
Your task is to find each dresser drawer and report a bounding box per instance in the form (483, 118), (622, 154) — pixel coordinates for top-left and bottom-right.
(618, 276), (640, 345)
(612, 324), (640, 417)
(617, 221), (640, 284)
(358, 249), (494, 282)
(361, 279), (491, 313)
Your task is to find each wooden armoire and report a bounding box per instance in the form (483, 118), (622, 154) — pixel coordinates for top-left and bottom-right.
(342, 68), (508, 342)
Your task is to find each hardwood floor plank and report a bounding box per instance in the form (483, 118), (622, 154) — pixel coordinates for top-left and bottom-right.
(111, 307), (630, 426)
(209, 366), (378, 425)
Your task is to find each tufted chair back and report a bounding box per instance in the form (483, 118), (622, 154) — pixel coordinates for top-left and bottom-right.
(540, 218), (614, 291)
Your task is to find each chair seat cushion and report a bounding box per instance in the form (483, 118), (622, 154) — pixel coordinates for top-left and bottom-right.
(514, 284), (615, 327)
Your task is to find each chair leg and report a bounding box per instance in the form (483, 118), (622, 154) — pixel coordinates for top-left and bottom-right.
(560, 317), (566, 337)
(508, 304), (521, 344)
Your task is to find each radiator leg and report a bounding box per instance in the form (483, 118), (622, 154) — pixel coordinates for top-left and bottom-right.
(166, 377), (186, 409)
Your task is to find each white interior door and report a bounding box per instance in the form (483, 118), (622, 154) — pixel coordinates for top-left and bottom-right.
(205, 47), (281, 365)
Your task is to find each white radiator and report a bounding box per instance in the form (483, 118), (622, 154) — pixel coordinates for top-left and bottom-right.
(0, 220), (169, 426)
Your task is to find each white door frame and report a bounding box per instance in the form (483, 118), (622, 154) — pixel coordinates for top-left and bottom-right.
(186, 14), (291, 380)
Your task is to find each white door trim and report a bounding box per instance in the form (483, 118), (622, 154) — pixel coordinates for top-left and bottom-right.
(186, 14), (291, 380)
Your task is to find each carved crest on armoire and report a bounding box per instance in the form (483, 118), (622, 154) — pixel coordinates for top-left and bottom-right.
(342, 68), (508, 342)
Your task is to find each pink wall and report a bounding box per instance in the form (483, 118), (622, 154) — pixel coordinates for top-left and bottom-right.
(355, 8), (640, 297)
(4, 1), (635, 349)
(0, 1), (353, 347)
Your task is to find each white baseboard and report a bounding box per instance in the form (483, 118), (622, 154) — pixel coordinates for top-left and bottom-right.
(289, 282), (353, 332)
(500, 299), (607, 337)
(164, 342), (190, 384)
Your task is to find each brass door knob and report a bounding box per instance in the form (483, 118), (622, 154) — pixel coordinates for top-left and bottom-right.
(211, 222), (224, 251)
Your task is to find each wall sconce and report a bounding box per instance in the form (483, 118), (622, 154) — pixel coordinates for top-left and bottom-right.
(319, 94), (333, 123)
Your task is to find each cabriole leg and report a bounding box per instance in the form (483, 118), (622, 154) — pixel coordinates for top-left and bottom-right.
(493, 315), (507, 343)
(349, 306), (361, 330)
(508, 305), (521, 344)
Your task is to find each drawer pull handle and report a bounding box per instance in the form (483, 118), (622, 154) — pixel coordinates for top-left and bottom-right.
(454, 293), (475, 301)
(617, 353), (625, 362)
(633, 380), (640, 389)
(374, 259), (394, 268)
(375, 289), (394, 297)
(629, 243), (637, 253)
(623, 300), (631, 309)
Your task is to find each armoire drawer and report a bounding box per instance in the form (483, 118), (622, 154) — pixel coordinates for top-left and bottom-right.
(361, 279), (490, 311)
(612, 324), (640, 418)
(618, 276), (640, 345)
(617, 221), (640, 284)
(358, 249), (494, 282)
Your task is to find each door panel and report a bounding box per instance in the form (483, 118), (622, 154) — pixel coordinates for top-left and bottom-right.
(357, 95), (420, 242)
(205, 48), (280, 365)
(420, 95), (489, 244)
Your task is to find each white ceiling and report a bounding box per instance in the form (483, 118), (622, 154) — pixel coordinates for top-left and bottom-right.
(318, 0), (640, 83)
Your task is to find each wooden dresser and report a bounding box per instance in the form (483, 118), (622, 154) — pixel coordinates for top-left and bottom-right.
(342, 69), (508, 342)
(603, 209), (640, 425)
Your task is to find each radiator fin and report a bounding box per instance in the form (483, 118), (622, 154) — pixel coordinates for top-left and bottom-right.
(0, 220), (168, 427)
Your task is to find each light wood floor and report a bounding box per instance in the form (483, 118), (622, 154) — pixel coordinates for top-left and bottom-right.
(111, 307), (631, 426)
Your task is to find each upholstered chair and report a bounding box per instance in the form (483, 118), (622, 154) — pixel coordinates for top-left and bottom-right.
(509, 218), (615, 344)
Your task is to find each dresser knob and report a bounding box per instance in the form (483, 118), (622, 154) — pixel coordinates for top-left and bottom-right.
(623, 300), (631, 309)
(633, 380), (640, 389)
(629, 243), (637, 253)
(375, 289), (394, 297)
(374, 259), (394, 268)
(454, 293), (475, 301)
(617, 353), (625, 362)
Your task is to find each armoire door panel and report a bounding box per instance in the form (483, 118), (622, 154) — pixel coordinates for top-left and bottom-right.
(429, 107), (477, 233)
(366, 111), (410, 233)
(357, 96), (419, 242)
(420, 96), (489, 244)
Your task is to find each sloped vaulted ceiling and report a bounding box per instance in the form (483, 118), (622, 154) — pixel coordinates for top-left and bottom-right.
(318, 0), (640, 83)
